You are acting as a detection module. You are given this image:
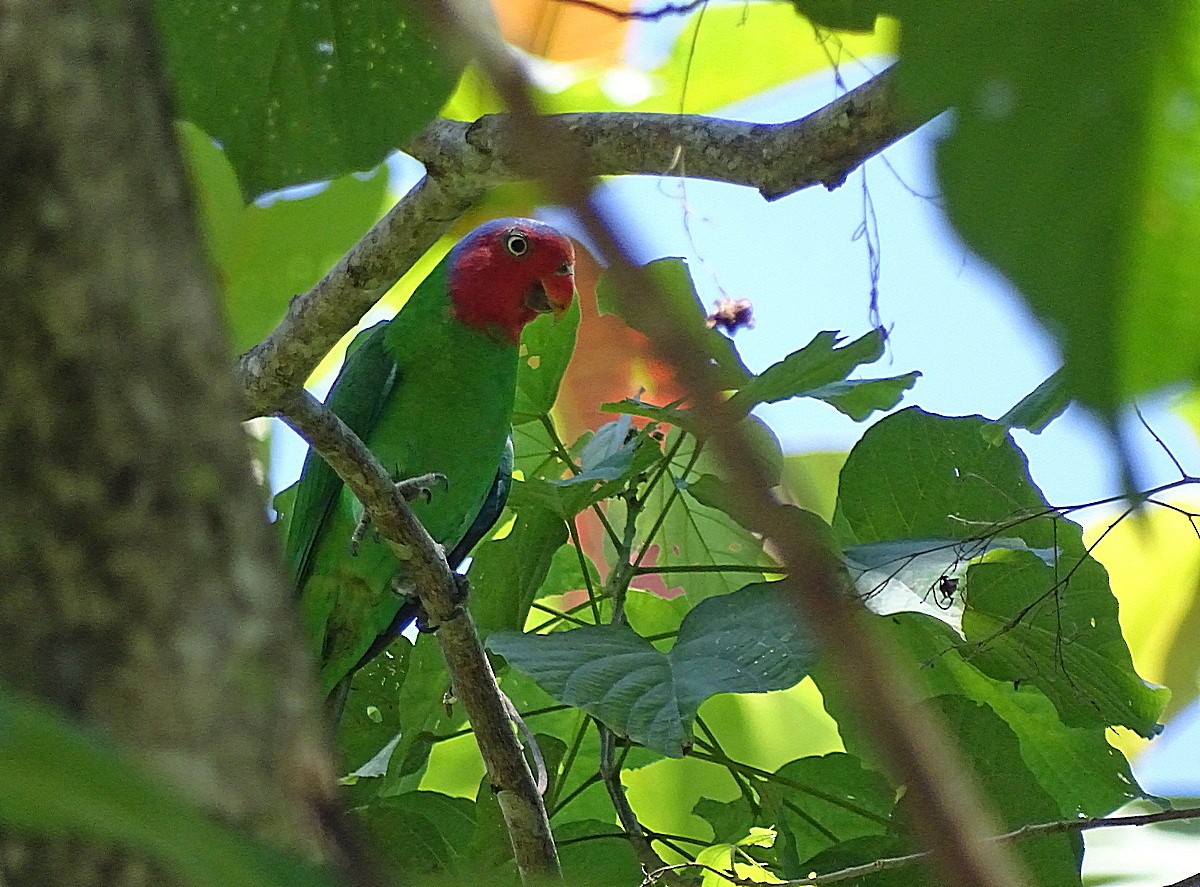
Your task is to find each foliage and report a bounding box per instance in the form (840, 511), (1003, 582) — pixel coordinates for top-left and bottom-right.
(12, 1), (1199, 886)
(0, 687), (336, 887)
(328, 258), (1161, 887)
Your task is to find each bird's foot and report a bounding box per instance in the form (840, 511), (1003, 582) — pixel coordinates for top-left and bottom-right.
(393, 472), (448, 505)
(349, 512), (374, 556)
(389, 571), (469, 634)
(348, 473), (448, 556)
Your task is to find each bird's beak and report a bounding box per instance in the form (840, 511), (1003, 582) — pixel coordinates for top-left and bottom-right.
(526, 270), (575, 320)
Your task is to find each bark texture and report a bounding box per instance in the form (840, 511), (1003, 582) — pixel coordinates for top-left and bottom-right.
(0, 2), (336, 883)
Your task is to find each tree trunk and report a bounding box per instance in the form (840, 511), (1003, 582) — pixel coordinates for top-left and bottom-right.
(0, 2), (336, 883)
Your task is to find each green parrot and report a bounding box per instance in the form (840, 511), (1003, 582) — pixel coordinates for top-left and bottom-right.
(282, 218), (576, 698)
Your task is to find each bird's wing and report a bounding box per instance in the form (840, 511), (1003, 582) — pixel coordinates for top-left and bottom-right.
(446, 434), (514, 569)
(284, 321), (399, 589)
(350, 434), (515, 673)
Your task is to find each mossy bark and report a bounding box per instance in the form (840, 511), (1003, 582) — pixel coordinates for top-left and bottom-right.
(0, 2), (336, 883)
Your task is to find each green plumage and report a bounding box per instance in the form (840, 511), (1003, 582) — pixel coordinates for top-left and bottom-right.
(283, 257), (519, 695)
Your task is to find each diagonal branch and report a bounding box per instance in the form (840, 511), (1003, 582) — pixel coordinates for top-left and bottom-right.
(275, 390), (559, 880)
(429, 2), (1028, 886)
(235, 64), (929, 418)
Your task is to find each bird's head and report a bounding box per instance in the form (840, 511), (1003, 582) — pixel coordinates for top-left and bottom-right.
(447, 218), (576, 343)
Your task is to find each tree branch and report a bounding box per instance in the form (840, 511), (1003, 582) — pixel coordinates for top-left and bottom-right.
(235, 64), (927, 418)
(428, 2), (1025, 886)
(276, 391), (559, 879)
(643, 805), (1200, 887)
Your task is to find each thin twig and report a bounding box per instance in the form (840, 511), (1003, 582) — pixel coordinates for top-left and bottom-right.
(1135, 404), (1189, 480)
(553, 0), (708, 20)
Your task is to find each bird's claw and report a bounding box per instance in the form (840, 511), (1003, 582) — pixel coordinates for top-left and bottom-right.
(348, 473), (447, 556)
(394, 472), (448, 505)
(349, 512), (375, 557)
(392, 572), (469, 635)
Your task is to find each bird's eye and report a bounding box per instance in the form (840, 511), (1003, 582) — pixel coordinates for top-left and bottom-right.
(505, 232), (529, 257)
(556, 261), (574, 276)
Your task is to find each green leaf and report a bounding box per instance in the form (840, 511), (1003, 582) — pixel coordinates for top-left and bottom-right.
(467, 505), (569, 637)
(982, 368), (1071, 445)
(0, 686), (334, 887)
(729, 330), (897, 415)
(791, 0), (882, 31)
(886, 612), (1145, 818)
(636, 429), (775, 604)
(768, 754), (893, 872)
(354, 791), (478, 878)
(913, 697), (1083, 887)
(156, 0), (461, 196)
(898, 0), (1197, 410)
(834, 408), (1167, 735)
(557, 415), (641, 485)
(178, 124), (392, 351)
(961, 551), (1168, 737)
(596, 258), (752, 390)
(601, 396), (691, 429)
(336, 642), (412, 786)
(556, 820), (643, 887)
(508, 426), (661, 519)
(489, 582), (818, 757)
(512, 417), (562, 481)
(803, 372), (921, 421)
(695, 753), (893, 878)
(512, 297), (581, 425)
(836, 407), (1055, 547)
(376, 638), (462, 795)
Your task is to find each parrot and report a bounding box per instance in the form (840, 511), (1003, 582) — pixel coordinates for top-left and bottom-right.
(282, 218), (575, 700)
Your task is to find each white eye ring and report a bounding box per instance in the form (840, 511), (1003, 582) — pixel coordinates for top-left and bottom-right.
(505, 232), (529, 257)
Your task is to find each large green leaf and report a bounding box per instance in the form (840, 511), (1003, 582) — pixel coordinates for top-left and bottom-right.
(694, 752), (893, 879)
(512, 297), (581, 425)
(156, 0), (461, 196)
(467, 504), (569, 637)
(178, 123), (391, 352)
(0, 686), (334, 887)
(886, 612), (1145, 819)
(913, 697), (1083, 887)
(354, 791), (479, 879)
(962, 552), (1167, 736)
(898, 0), (1198, 411)
(835, 407), (1052, 546)
(635, 428), (776, 604)
(336, 641), (411, 788)
(729, 330), (916, 418)
(806, 696), (1084, 887)
(834, 408), (1167, 735)
(489, 582), (818, 757)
